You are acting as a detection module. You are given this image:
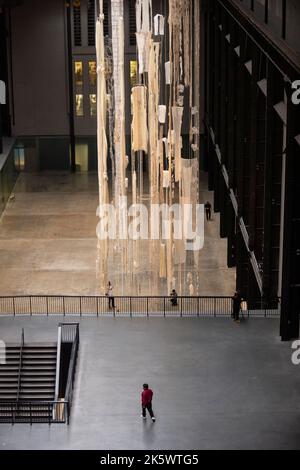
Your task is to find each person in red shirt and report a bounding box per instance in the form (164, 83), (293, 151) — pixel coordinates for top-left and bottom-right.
(141, 384), (156, 422)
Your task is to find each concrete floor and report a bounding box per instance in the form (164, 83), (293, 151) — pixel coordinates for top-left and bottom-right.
(0, 316), (299, 450)
(0, 171), (235, 296)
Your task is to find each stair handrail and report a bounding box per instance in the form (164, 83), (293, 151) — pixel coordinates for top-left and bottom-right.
(53, 325), (62, 420)
(16, 328), (25, 406)
(64, 323), (80, 423)
(54, 325), (62, 401)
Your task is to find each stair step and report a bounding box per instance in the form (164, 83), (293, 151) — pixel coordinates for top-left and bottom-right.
(0, 384), (18, 389)
(21, 377), (54, 382)
(0, 360), (19, 365)
(21, 371), (56, 376)
(0, 370), (19, 380)
(22, 363), (56, 371)
(0, 394), (17, 399)
(0, 378), (18, 383)
(22, 355), (56, 359)
(18, 395), (54, 400)
(22, 358), (56, 366)
(0, 371), (19, 376)
(20, 387), (55, 392)
(21, 385), (55, 391)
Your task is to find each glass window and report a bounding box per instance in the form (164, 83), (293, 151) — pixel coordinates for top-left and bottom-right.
(76, 94), (84, 116)
(130, 60), (138, 87)
(14, 147), (25, 171)
(89, 94), (97, 117)
(75, 144), (89, 172)
(89, 61), (97, 86)
(75, 61), (83, 86)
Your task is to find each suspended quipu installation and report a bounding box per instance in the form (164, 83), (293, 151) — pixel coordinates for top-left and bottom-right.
(96, 0), (200, 295)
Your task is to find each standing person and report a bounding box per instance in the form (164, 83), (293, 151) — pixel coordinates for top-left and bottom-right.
(170, 289), (178, 306)
(232, 291), (242, 323)
(204, 201), (212, 221)
(106, 281), (115, 310)
(141, 384), (156, 422)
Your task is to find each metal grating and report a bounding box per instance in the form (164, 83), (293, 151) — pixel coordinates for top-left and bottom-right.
(129, 0), (136, 46)
(73, 4), (82, 47)
(103, 0), (109, 37)
(88, 0), (95, 46)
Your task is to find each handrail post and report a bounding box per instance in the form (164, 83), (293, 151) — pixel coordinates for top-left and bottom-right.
(54, 325), (62, 410)
(63, 297), (65, 316)
(13, 297), (15, 316)
(164, 297), (166, 318)
(67, 402), (70, 425)
(147, 297), (149, 318)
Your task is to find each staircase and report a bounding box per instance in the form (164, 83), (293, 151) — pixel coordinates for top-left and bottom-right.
(0, 324), (79, 424)
(0, 344), (19, 402)
(20, 343), (57, 402)
(0, 342), (57, 423)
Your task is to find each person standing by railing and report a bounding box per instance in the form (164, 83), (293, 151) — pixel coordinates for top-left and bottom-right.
(106, 281), (115, 310)
(170, 289), (178, 306)
(232, 291), (242, 323)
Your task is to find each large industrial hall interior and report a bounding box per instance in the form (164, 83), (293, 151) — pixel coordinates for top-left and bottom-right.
(0, 0), (299, 451)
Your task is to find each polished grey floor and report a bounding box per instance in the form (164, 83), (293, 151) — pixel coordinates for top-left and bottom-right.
(0, 171), (236, 296)
(0, 316), (299, 450)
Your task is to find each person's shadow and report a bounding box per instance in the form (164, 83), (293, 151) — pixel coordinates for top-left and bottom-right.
(142, 417), (156, 446)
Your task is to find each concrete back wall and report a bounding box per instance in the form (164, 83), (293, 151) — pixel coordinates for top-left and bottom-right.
(10, 0), (69, 136)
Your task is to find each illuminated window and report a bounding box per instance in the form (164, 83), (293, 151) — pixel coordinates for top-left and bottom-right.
(89, 61), (97, 86)
(76, 94), (84, 116)
(89, 94), (97, 117)
(75, 61), (83, 86)
(130, 60), (138, 87)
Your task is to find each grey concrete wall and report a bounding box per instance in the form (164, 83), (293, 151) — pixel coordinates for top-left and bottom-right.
(10, 0), (69, 136)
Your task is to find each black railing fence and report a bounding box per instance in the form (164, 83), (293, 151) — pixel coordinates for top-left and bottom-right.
(0, 400), (67, 425)
(0, 295), (280, 317)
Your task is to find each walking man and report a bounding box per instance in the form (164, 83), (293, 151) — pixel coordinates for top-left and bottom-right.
(204, 201), (212, 221)
(141, 384), (156, 422)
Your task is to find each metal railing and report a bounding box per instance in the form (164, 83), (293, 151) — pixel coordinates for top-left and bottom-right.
(0, 295), (280, 318)
(0, 400), (67, 425)
(63, 323), (80, 425)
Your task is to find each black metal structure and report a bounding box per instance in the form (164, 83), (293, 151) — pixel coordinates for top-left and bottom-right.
(66, 1), (76, 173)
(0, 324), (79, 424)
(202, 0), (300, 340)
